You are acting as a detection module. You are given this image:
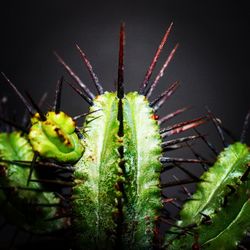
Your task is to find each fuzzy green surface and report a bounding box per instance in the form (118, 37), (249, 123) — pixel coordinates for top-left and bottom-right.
(166, 180), (250, 250)
(0, 132), (65, 233)
(29, 111), (84, 163)
(122, 92), (162, 249)
(73, 92), (122, 249)
(179, 142), (250, 227)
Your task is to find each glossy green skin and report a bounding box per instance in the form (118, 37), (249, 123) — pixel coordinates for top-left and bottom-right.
(29, 111), (84, 163)
(167, 180), (250, 250)
(72, 92), (163, 249)
(179, 142), (250, 227)
(165, 142), (250, 249)
(123, 92), (162, 249)
(0, 132), (65, 233)
(73, 92), (122, 249)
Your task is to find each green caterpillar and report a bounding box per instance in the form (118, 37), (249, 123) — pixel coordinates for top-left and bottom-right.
(0, 23), (249, 250)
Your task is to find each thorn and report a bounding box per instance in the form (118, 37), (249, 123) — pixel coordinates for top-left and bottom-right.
(27, 152), (39, 186)
(146, 44), (179, 98)
(150, 81), (180, 111)
(160, 157), (209, 164)
(173, 175), (192, 197)
(25, 92), (46, 121)
(161, 178), (200, 188)
(174, 163), (200, 182)
(73, 109), (102, 121)
(240, 109), (250, 143)
(54, 76), (63, 114)
(206, 106), (228, 147)
(117, 22), (125, 99)
(161, 135), (201, 149)
(159, 106), (190, 125)
(193, 128), (219, 156)
(45, 213), (72, 221)
(29, 179), (75, 187)
(139, 22), (173, 94)
(1, 72), (35, 115)
(65, 80), (93, 105)
(76, 44), (104, 95)
(161, 117), (207, 138)
(0, 116), (29, 133)
(54, 51), (95, 100)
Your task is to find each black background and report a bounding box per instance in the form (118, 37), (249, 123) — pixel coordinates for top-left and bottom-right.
(0, 1), (250, 249)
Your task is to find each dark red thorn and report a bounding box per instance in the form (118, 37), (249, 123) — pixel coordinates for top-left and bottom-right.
(54, 76), (63, 114)
(161, 178), (200, 188)
(206, 107), (228, 147)
(146, 43), (179, 98)
(54, 52), (95, 100)
(0, 116), (29, 133)
(160, 117), (207, 138)
(117, 23), (125, 99)
(159, 106), (191, 125)
(27, 152), (39, 186)
(162, 135), (201, 149)
(1, 72), (35, 115)
(160, 157), (209, 164)
(75, 44), (104, 95)
(162, 144), (187, 152)
(139, 22), (173, 94)
(193, 128), (218, 156)
(240, 109), (250, 143)
(29, 179), (75, 187)
(65, 80), (93, 105)
(150, 80), (180, 111)
(25, 92), (46, 121)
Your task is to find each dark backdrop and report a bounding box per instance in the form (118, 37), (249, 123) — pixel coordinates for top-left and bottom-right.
(0, 1), (249, 249)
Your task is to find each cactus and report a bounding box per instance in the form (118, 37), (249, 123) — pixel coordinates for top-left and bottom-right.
(0, 23), (249, 250)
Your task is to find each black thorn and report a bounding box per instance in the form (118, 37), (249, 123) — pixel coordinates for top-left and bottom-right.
(25, 92), (46, 121)
(240, 109), (250, 143)
(0, 116), (29, 133)
(54, 51), (95, 99)
(173, 175), (192, 197)
(73, 109), (102, 121)
(76, 43), (104, 95)
(160, 157), (209, 164)
(174, 163), (200, 182)
(161, 178), (200, 188)
(54, 76), (63, 114)
(1, 72), (35, 115)
(206, 106), (228, 147)
(193, 128), (218, 156)
(162, 135), (201, 149)
(65, 80), (93, 105)
(27, 152), (39, 186)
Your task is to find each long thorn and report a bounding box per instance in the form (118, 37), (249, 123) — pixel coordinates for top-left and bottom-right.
(54, 76), (63, 114)
(161, 117), (207, 138)
(159, 106), (190, 125)
(150, 80), (180, 111)
(54, 52), (95, 99)
(65, 80), (93, 105)
(146, 43), (179, 98)
(1, 72), (35, 115)
(162, 135), (200, 149)
(173, 175), (192, 197)
(139, 22), (173, 94)
(0, 116), (29, 133)
(240, 109), (250, 143)
(76, 44), (104, 95)
(160, 157), (209, 164)
(161, 178), (200, 188)
(174, 163), (200, 181)
(206, 107), (228, 147)
(73, 109), (102, 121)
(117, 23), (125, 99)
